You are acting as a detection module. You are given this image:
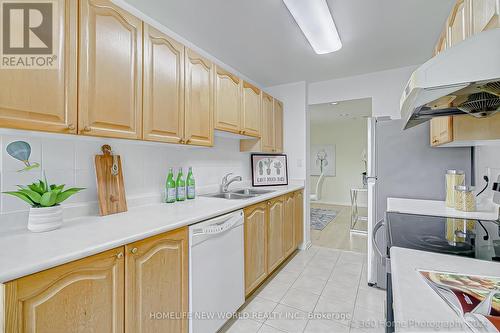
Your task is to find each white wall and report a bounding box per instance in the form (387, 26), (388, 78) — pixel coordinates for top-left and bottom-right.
(266, 82), (310, 248)
(0, 130), (251, 214)
(475, 145), (500, 202)
(308, 65), (417, 119)
(310, 119), (368, 206)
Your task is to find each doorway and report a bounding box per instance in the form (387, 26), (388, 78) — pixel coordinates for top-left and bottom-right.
(307, 98), (372, 253)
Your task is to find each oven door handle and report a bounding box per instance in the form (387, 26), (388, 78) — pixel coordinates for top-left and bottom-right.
(372, 219), (386, 259)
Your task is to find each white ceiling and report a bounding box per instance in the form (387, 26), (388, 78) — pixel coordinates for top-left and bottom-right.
(124, 0), (455, 86)
(309, 98), (372, 125)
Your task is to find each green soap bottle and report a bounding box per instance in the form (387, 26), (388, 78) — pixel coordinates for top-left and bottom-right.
(165, 168), (176, 203)
(186, 167), (195, 199)
(176, 168), (186, 201)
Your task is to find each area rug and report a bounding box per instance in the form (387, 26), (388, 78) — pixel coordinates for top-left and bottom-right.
(310, 208), (338, 230)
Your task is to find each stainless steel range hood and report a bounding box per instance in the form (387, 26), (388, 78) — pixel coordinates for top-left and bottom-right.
(400, 28), (500, 129)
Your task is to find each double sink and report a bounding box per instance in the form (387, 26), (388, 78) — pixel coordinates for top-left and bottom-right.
(202, 188), (274, 200)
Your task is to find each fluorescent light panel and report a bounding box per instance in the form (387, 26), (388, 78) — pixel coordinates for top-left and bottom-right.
(283, 0), (342, 54)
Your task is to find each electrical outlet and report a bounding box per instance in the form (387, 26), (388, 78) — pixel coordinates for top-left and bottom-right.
(493, 175), (500, 205)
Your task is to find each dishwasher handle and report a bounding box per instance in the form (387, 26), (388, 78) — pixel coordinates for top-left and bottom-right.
(191, 211), (243, 236)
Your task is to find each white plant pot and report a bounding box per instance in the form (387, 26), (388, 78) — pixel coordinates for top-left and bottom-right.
(28, 205), (63, 232)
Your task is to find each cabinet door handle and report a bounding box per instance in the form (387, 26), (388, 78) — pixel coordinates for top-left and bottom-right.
(131, 247), (138, 254)
(83, 126), (91, 132)
(179, 138), (185, 144)
(267, 201), (271, 206)
(116, 252), (124, 259)
(67, 124), (75, 130)
(185, 138), (191, 144)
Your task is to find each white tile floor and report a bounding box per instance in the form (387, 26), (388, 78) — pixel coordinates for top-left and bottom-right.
(221, 246), (386, 333)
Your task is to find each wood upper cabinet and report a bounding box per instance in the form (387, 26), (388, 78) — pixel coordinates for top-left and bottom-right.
(5, 247), (125, 333)
(261, 93), (275, 153)
(274, 100), (284, 153)
(267, 197), (284, 273)
(242, 82), (262, 137)
(215, 67), (242, 134)
(283, 193), (295, 258)
(184, 49), (214, 146)
(0, 0), (77, 134)
(244, 202), (268, 296)
(430, 117), (453, 146)
(448, 0), (471, 47)
(125, 227), (188, 333)
(143, 24), (185, 144)
(294, 190), (304, 248)
(472, 0), (499, 32)
(79, 0), (143, 139)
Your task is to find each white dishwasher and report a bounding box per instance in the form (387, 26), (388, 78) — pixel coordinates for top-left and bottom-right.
(189, 210), (245, 333)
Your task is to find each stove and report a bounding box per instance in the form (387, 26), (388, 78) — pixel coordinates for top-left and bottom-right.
(386, 212), (500, 262)
(382, 212), (500, 333)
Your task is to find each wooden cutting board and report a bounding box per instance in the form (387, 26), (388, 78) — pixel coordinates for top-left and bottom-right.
(95, 145), (127, 216)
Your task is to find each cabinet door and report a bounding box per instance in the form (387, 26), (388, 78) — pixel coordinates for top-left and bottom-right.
(274, 100), (284, 153)
(5, 247), (125, 333)
(184, 49), (214, 146)
(294, 190), (304, 248)
(79, 0), (143, 139)
(215, 67), (242, 133)
(241, 82), (262, 137)
(283, 193), (295, 258)
(0, 0), (77, 134)
(472, 0), (499, 32)
(448, 0), (471, 47)
(126, 227), (188, 333)
(261, 93), (275, 153)
(244, 202), (268, 296)
(143, 24), (185, 144)
(430, 117), (453, 146)
(267, 197), (284, 273)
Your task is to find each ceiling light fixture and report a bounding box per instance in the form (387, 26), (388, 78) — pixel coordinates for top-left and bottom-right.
(330, 102), (338, 105)
(283, 0), (342, 54)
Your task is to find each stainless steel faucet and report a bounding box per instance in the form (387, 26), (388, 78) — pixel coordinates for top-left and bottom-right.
(221, 173), (242, 192)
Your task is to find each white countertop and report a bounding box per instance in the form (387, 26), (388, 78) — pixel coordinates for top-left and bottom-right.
(0, 185), (303, 283)
(390, 247), (500, 332)
(387, 197), (500, 221)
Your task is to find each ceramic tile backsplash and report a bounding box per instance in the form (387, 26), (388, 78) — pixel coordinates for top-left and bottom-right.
(0, 130), (251, 213)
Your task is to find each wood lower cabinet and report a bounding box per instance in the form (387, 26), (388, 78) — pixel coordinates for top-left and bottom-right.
(244, 202), (268, 296)
(215, 67), (242, 134)
(283, 193), (295, 258)
(261, 93), (276, 153)
(267, 197), (285, 273)
(274, 100), (284, 153)
(243, 191), (303, 296)
(79, 0), (143, 139)
(184, 49), (214, 146)
(125, 227), (188, 333)
(4, 247), (125, 333)
(143, 24), (185, 144)
(294, 190), (304, 249)
(3, 227), (189, 333)
(242, 82), (262, 137)
(0, 0), (77, 134)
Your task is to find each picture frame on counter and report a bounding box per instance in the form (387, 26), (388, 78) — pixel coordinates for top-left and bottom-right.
(251, 154), (288, 187)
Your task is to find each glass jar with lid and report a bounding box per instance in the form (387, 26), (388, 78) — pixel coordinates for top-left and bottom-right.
(455, 185), (476, 212)
(446, 170), (465, 207)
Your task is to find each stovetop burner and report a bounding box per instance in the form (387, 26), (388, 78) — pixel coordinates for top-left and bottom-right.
(402, 234), (475, 256)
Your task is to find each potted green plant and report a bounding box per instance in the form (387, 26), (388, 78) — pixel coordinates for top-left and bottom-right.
(4, 179), (84, 232)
